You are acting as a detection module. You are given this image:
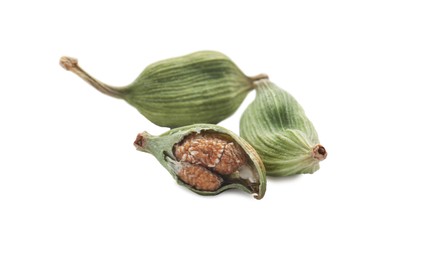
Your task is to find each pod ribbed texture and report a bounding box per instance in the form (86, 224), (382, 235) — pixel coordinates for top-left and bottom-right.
(240, 80), (323, 176)
(122, 51), (253, 128)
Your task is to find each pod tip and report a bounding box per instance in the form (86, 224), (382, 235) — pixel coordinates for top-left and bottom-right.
(134, 132), (152, 152)
(313, 144), (327, 161)
(134, 133), (145, 150)
(59, 56), (78, 71)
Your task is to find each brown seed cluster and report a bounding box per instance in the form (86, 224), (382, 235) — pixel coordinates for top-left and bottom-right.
(174, 133), (246, 174)
(177, 164), (223, 191)
(173, 132), (247, 191)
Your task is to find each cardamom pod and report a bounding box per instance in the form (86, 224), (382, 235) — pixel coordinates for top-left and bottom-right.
(134, 124), (267, 199)
(60, 51), (267, 128)
(240, 79), (327, 176)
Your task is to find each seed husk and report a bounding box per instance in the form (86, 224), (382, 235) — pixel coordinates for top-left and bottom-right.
(134, 124), (267, 199)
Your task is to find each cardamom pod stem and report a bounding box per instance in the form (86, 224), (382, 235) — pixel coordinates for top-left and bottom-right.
(59, 56), (125, 98)
(249, 73), (269, 82)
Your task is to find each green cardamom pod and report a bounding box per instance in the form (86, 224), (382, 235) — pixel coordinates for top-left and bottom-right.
(240, 79), (327, 176)
(60, 51), (267, 128)
(134, 124), (267, 199)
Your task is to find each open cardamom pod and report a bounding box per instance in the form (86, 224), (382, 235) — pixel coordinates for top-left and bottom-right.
(60, 51), (267, 128)
(134, 124), (267, 199)
(240, 79), (327, 176)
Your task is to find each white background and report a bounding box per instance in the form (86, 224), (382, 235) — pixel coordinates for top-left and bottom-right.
(1, 0), (435, 259)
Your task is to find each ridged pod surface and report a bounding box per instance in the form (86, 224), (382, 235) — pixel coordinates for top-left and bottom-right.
(240, 80), (327, 176)
(134, 124), (267, 199)
(60, 51), (267, 128)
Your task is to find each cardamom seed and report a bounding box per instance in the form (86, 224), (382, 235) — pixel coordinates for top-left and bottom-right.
(174, 132), (246, 174)
(134, 124), (267, 199)
(60, 51), (268, 128)
(240, 79), (327, 176)
(177, 163), (223, 192)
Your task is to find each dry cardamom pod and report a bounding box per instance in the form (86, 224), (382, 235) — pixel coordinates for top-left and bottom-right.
(134, 124), (267, 199)
(60, 51), (267, 128)
(240, 79), (327, 176)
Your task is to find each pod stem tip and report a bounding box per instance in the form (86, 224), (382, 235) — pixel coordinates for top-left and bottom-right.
(249, 73), (269, 83)
(59, 56), (78, 71)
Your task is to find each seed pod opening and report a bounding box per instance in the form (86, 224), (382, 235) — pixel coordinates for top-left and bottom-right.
(60, 51), (268, 128)
(134, 124), (267, 199)
(240, 79), (327, 176)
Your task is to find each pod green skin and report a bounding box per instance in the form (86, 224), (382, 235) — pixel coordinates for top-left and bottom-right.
(134, 124), (267, 199)
(60, 51), (267, 128)
(240, 80), (327, 176)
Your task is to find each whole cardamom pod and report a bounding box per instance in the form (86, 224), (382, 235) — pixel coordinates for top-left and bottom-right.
(240, 79), (327, 176)
(60, 51), (267, 128)
(134, 124), (267, 199)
